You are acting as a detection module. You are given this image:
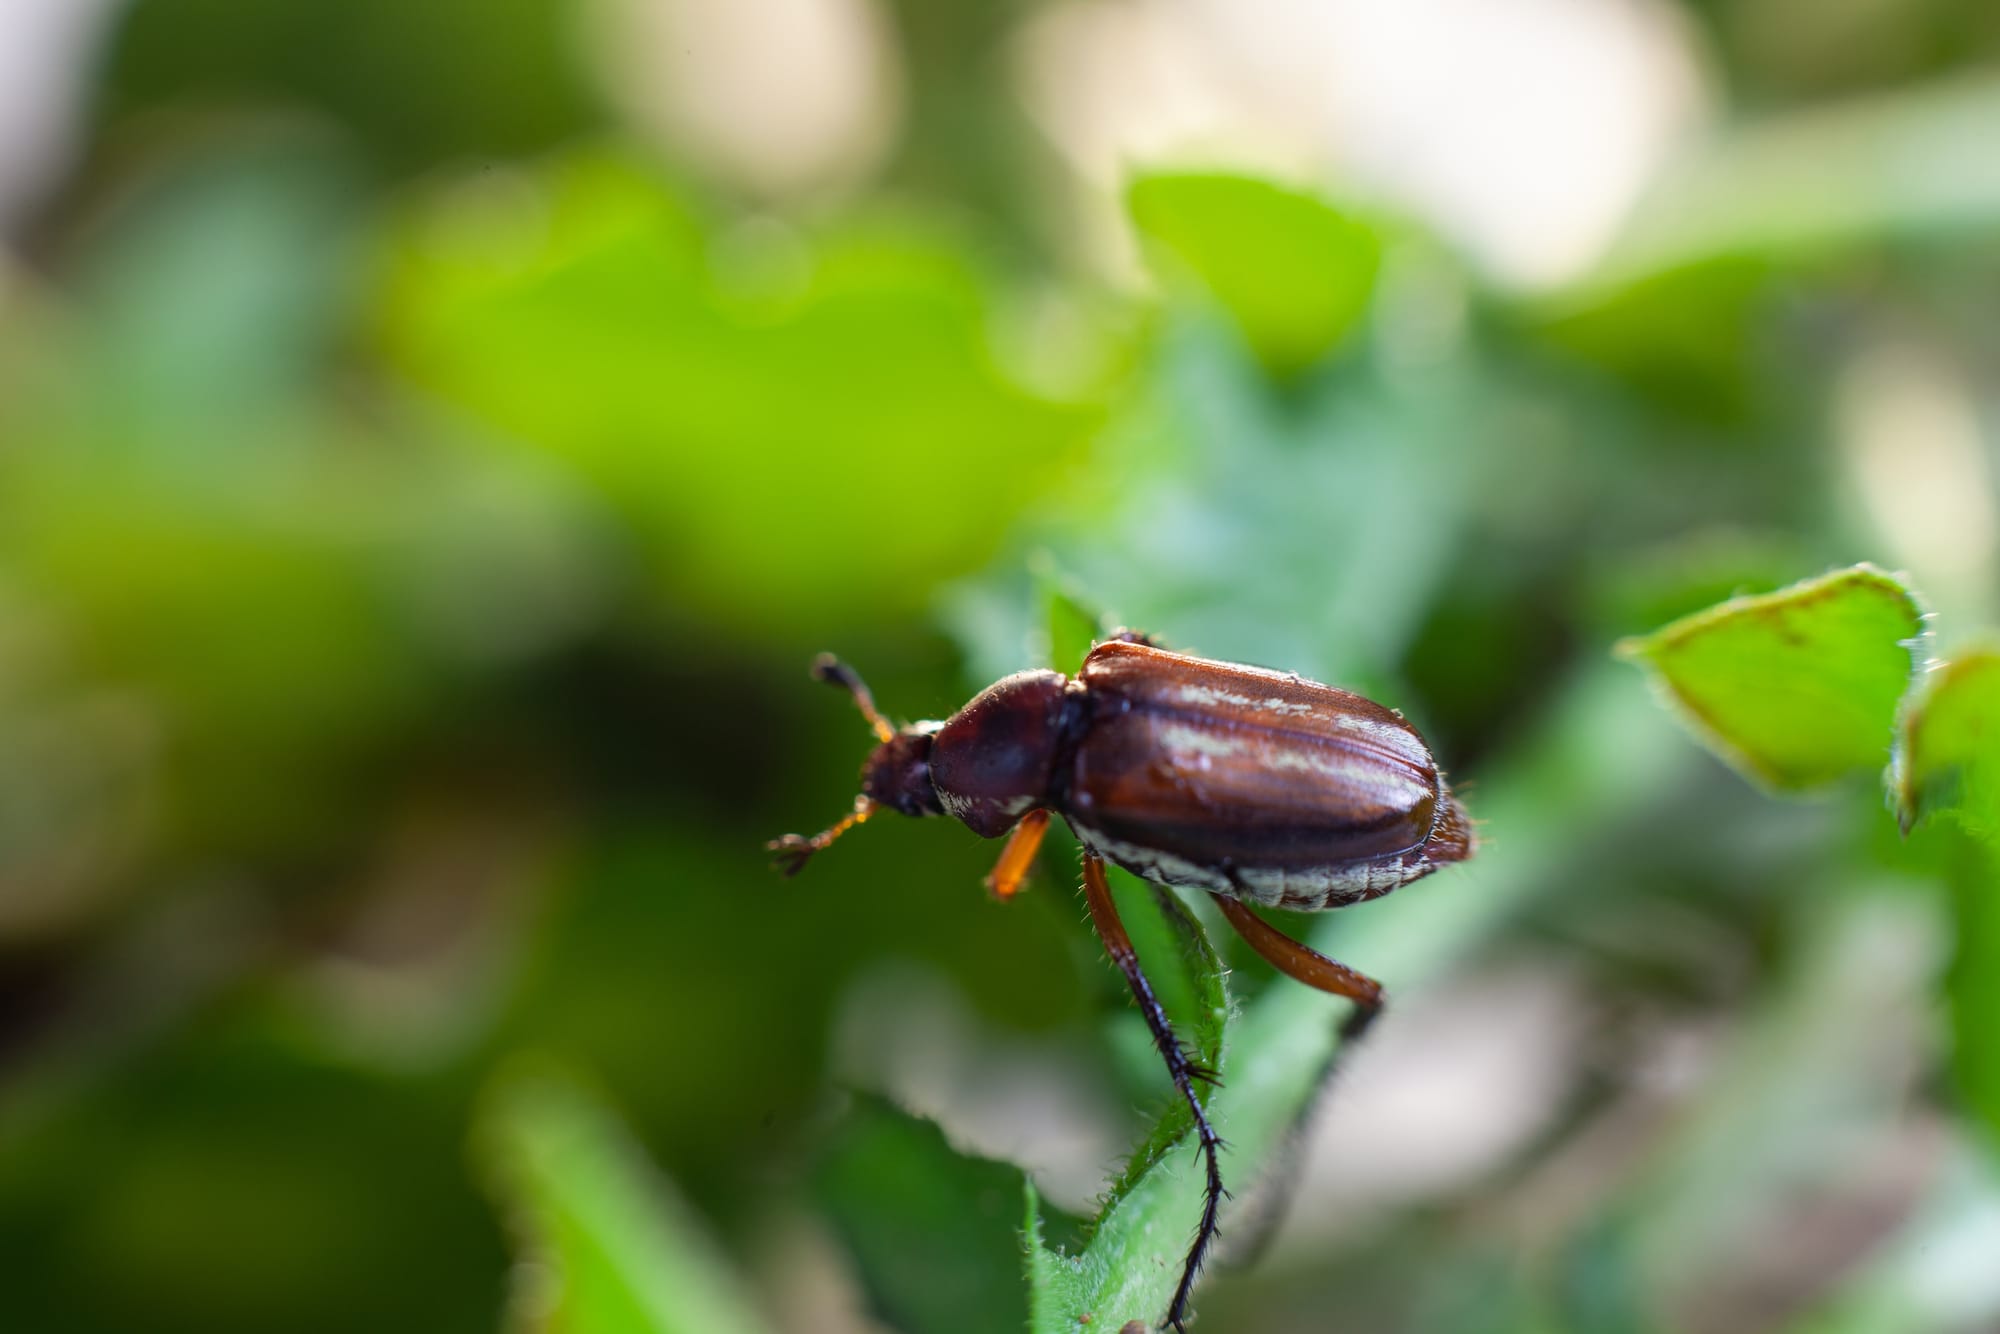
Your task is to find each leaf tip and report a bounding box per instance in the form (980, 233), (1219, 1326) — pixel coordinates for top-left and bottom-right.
(1611, 633), (1653, 664)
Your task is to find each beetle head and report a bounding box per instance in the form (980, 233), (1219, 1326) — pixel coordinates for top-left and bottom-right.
(767, 655), (943, 876)
(861, 724), (945, 818)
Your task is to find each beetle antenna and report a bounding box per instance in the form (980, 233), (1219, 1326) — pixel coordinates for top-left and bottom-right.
(811, 653), (896, 743)
(767, 796), (875, 876)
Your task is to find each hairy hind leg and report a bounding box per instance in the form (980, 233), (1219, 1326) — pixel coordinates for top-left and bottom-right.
(1081, 852), (1223, 1332)
(1208, 892), (1383, 1038)
(1205, 888), (1384, 1265)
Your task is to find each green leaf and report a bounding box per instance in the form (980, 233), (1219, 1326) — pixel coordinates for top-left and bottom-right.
(1616, 564), (1925, 791)
(1126, 172), (1380, 380)
(1032, 553), (1111, 675)
(478, 1065), (772, 1334)
(1025, 873), (1230, 1332)
(1146, 888), (1229, 1090)
(813, 1094), (1033, 1334)
(1093, 881), (1230, 1205)
(1023, 1184), (1081, 1334)
(1891, 648), (2000, 847)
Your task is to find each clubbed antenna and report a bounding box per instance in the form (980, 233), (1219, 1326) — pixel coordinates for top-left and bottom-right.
(767, 655), (897, 877)
(767, 796), (874, 877)
(812, 652), (895, 743)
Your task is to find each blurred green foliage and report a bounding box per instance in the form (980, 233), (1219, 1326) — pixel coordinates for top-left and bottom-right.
(3, 4), (2000, 1334)
(1617, 561), (2000, 1263)
(98, 0), (601, 175)
(814, 1094), (1034, 1334)
(480, 1067), (773, 1334)
(1617, 564), (2000, 1183)
(377, 151), (1105, 637)
(1127, 172), (1382, 380)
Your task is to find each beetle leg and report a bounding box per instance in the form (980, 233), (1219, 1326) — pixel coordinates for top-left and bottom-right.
(1081, 852), (1223, 1333)
(765, 797), (874, 877)
(1203, 888), (1384, 1270)
(1103, 627), (1162, 647)
(1208, 892), (1383, 1036)
(984, 809), (1049, 900)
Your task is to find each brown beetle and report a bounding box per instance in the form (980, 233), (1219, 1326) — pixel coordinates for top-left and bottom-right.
(770, 633), (1475, 1330)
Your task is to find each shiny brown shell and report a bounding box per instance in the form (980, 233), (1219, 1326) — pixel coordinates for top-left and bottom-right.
(1062, 641), (1472, 909)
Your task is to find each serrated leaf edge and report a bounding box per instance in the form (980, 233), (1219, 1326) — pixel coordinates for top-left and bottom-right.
(1889, 644), (2000, 835)
(1614, 562), (1930, 793)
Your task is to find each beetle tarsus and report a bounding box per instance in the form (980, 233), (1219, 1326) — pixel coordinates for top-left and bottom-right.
(1168, 1117), (1227, 1331)
(766, 834), (817, 877)
(766, 798), (875, 877)
(1337, 999), (1382, 1044)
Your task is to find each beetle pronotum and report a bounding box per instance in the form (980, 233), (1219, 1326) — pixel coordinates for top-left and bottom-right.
(770, 632), (1476, 1329)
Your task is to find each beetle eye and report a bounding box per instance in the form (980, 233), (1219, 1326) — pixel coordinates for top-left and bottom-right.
(862, 729), (942, 818)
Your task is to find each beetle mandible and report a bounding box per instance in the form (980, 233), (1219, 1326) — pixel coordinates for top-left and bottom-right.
(769, 632), (1476, 1331)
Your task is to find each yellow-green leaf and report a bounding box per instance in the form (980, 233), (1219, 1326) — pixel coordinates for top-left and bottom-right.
(1033, 553), (1110, 676)
(1126, 172), (1380, 380)
(1892, 648), (2000, 846)
(1616, 564), (1924, 790)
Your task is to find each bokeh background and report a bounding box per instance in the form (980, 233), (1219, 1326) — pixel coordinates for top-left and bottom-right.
(4, 2), (2000, 1331)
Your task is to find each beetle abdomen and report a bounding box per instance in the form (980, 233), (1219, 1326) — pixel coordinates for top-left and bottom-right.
(1066, 642), (1472, 909)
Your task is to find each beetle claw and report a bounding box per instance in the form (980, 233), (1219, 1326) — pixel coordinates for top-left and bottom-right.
(765, 835), (816, 877)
